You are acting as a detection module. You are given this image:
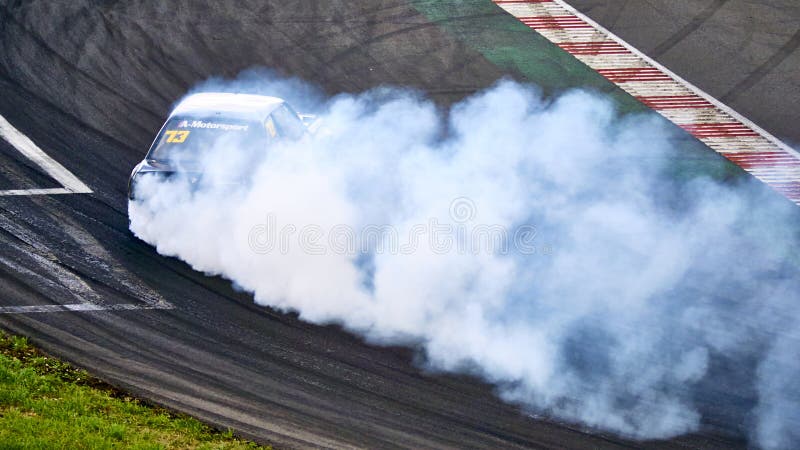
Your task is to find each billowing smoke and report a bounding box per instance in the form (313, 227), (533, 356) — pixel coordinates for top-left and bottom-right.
(130, 71), (800, 448)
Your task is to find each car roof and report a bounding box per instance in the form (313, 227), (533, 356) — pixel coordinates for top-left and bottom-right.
(169, 93), (285, 121)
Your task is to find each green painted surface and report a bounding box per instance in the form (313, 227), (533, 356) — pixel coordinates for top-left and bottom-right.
(411, 0), (800, 263)
(411, 0), (749, 183)
(412, 0), (643, 109)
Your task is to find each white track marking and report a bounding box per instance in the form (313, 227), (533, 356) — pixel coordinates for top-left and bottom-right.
(51, 207), (172, 310)
(703, 137), (780, 154)
(0, 188), (73, 196)
(0, 114), (92, 196)
(0, 211), (172, 314)
(615, 81), (694, 97)
(536, 29), (615, 43)
(657, 108), (739, 125)
(494, 0), (800, 205)
(500, 1), (564, 15)
(0, 248), (172, 315)
(0, 304), (169, 314)
(572, 54), (646, 69)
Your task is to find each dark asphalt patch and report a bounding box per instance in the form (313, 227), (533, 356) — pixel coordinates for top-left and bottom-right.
(0, 138), (62, 191)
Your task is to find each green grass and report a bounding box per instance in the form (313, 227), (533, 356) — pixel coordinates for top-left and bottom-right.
(0, 332), (269, 450)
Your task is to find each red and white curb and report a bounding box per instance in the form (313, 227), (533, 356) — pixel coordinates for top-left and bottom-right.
(494, 0), (800, 204)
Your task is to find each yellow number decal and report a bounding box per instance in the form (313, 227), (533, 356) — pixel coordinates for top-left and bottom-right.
(165, 130), (190, 143)
(264, 118), (277, 138)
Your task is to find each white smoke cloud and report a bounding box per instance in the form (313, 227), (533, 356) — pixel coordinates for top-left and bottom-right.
(130, 73), (800, 448)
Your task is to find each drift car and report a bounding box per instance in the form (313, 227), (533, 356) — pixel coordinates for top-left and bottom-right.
(128, 92), (314, 200)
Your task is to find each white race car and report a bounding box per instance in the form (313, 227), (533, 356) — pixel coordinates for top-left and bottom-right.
(128, 92), (316, 199)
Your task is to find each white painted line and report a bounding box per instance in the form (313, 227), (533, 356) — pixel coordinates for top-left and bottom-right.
(657, 108), (739, 125)
(0, 114), (92, 196)
(0, 229), (173, 315)
(500, 2), (565, 15)
(0, 303), (173, 314)
(536, 29), (615, 43)
(572, 54), (646, 69)
(616, 81), (694, 97)
(0, 188), (73, 196)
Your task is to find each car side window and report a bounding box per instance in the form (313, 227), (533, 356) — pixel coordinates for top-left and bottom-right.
(264, 116), (278, 139)
(271, 104), (306, 140)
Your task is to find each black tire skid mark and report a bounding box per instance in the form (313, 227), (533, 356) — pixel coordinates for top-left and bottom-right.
(651, 0), (730, 58)
(721, 27), (800, 103)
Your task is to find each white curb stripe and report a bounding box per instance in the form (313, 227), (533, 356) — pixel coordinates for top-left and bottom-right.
(499, 2), (565, 16)
(494, 0), (800, 205)
(657, 109), (738, 125)
(616, 81), (694, 98)
(0, 188), (73, 196)
(572, 54), (647, 69)
(0, 114), (92, 196)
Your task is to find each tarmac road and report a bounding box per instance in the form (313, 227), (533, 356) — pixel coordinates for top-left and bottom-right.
(0, 1), (797, 448)
(570, 0), (800, 145)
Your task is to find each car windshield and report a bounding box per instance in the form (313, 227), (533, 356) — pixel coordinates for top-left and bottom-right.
(147, 116), (269, 166)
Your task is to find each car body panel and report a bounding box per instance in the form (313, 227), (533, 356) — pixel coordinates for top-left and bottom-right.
(128, 93), (310, 200)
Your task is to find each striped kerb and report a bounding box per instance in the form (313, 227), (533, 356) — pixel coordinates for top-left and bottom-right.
(493, 0), (800, 205)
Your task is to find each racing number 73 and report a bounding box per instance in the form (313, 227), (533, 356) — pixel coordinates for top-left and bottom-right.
(164, 130), (190, 143)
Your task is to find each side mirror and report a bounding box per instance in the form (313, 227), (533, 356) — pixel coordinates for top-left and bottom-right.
(298, 114), (322, 134)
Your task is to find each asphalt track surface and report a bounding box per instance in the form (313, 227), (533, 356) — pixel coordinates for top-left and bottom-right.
(0, 1), (797, 448)
(570, 0), (800, 145)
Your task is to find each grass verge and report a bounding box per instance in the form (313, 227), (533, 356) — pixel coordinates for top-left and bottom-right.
(0, 331), (268, 449)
